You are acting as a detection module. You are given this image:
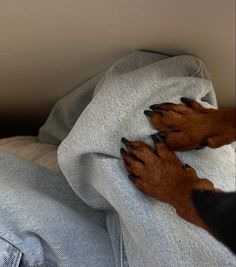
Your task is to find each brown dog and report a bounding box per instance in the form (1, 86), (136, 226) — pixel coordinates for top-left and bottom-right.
(121, 98), (236, 253)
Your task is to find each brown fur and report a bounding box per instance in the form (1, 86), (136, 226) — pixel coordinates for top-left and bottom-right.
(121, 100), (236, 232)
(149, 101), (236, 150)
(122, 139), (215, 232)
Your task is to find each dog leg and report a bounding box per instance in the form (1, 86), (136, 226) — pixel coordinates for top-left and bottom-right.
(192, 190), (236, 254)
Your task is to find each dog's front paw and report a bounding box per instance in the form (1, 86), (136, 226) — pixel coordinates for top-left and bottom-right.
(144, 98), (228, 150)
(120, 135), (215, 229)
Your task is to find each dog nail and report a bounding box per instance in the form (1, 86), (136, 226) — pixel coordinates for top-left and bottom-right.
(128, 174), (136, 182)
(162, 102), (174, 105)
(120, 148), (127, 156)
(144, 110), (152, 117)
(195, 143), (207, 150)
(185, 163), (191, 168)
(121, 138), (131, 145)
(180, 97), (193, 104)
(149, 104), (161, 109)
(157, 132), (166, 139)
(151, 134), (159, 143)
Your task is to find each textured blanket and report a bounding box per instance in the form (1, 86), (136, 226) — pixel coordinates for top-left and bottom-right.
(40, 51), (236, 266)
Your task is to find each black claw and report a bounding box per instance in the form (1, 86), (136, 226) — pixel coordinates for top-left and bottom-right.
(149, 104), (161, 109)
(121, 138), (131, 146)
(180, 97), (193, 104)
(185, 163), (191, 168)
(195, 143), (207, 150)
(150, 102), (174, 110)
(121, 137), (135, 148)
(157, 132), (166, 140)
(144, 110), (152, 117)
(128, 174), (137, 182)
(120, 148), (127, 156)
(162, 102), (174, 105)
(151, 133), (159, 144)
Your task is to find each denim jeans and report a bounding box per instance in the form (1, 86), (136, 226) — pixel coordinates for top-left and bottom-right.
(0, 150), (116, 267)
(0, 238), (22, 267)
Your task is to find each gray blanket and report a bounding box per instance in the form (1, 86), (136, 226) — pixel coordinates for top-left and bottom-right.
(40, 51), (235, 266)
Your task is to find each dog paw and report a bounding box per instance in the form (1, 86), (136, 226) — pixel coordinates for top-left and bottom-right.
(120, 135), (215, 229)
(120, 135), (211, 200)
(144, 98), (227, 150)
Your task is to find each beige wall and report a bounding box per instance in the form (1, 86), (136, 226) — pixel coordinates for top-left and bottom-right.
(0, 0), (235, 123)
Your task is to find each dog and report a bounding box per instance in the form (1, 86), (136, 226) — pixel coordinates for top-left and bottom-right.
(120, 97), (236, 254)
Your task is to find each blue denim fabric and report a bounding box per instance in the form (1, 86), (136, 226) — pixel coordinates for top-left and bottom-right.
(0, 238), (22, 267)
(0, 150), (116, 267)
